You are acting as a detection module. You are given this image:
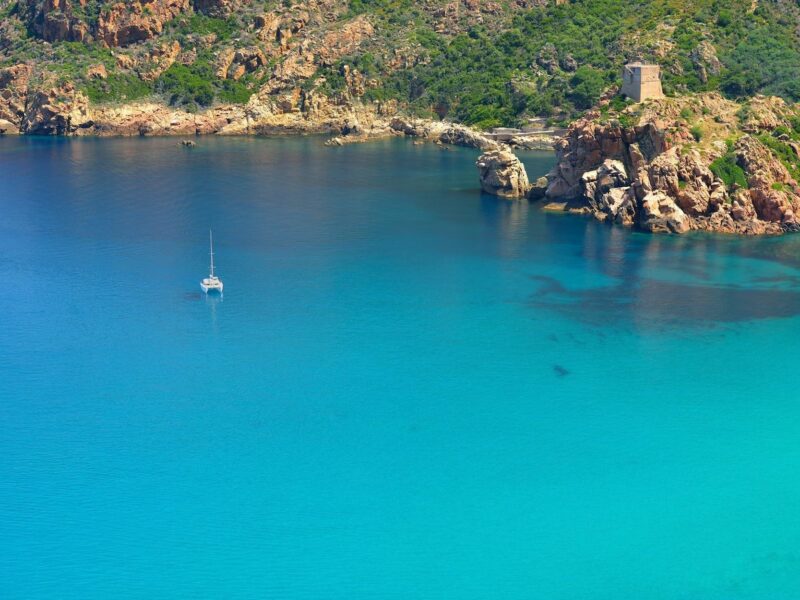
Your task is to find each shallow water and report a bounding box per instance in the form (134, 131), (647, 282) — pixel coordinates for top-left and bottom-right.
(2, 136), (800, 598)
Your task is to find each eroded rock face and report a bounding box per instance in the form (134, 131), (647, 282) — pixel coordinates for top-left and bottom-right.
(543, 97), (800, 235)
(1, 66), (99, 135)
(0, 64), (33, 132)
(581, 159), (629, 207)
(97, 0), (190, 47)
(476, 150), (531, 199)
(22, 83), (92, 135)
(640, 191), (691, 233)
(735, 136), (798, 226)
(316, 15), (375, 66)
(139, 41), (182, 81)
(216, 47), (268, 80)
(22, 0), (89, 43)
(597, 186), (636, 226)
(691, 41), (722, 84)
(546, 118), (664, 201)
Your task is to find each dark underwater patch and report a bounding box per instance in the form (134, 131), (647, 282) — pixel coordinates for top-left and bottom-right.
(530, 274), (800, 329)
(553, 364), (570, 377)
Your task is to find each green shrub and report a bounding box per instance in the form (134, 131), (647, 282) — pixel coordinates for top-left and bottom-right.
(170, 14), (237, 41)
(710, 153), (748, 190)
(157, 63), (215, 108)
(568, 66), (607, 109)
(758, 134), (800, 181)
(85, 73), (152, 103)
(607, 95), (628, 112)
(217, 78), (254, 104)
(690, 125), (703, 142)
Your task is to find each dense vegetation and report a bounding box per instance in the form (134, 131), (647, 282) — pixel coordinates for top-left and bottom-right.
(4, 0), (800, 127)
(338, 0), (800, 127)
(710, 148), (749, 191)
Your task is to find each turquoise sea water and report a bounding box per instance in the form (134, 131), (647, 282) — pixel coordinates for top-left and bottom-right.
(3, 136), (800, 598)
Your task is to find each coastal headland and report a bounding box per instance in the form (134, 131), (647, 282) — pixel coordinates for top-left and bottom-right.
(476, 93), (800, 236)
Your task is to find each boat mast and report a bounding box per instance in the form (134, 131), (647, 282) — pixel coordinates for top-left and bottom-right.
(209, 229), (215, 277)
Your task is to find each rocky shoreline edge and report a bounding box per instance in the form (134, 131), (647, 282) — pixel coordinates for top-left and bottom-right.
(0, 63), (554, 151)
(477, 93), (800, 236)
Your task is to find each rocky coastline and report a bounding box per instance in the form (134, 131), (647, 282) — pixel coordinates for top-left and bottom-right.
(0, 60), (555, 154)
(477, 93), (800, 236)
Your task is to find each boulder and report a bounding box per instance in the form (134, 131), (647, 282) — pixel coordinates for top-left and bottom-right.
(598, 186), (636, 226)
(86, 64), (108, 80)
(639, 191), (691, 233)
(528, 176), (549, 201)
(476, 150), (531, 199)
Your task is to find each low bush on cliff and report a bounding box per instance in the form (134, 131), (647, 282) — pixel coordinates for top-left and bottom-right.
(710, 152), (748, 190)
(217, 78), (255, 104)
(85, 73), (153, 103)
(157, 63), (215, 108)
(758, 134), (800, 182)
(169, 14), (237, 42)
(156, 57), (259, 107)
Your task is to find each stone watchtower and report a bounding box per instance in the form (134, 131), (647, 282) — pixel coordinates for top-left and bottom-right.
(620, 63), (664, 102)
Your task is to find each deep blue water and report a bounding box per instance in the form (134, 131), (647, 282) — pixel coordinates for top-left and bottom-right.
(3, 136), (800, 598)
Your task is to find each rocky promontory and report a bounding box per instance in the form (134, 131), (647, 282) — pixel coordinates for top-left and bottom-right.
(541, 93), (800, 235)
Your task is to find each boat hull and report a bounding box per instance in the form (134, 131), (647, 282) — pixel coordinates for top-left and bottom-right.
(201, 278), (223, 294)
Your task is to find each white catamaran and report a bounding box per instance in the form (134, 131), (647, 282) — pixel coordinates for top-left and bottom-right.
(200, 230), (224, 294)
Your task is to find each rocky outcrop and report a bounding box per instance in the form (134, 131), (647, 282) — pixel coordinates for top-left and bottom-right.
(476, 149), (531, 199)
(97, 1), (190, 47)
(21, 0), (192, 46)
(542, 94), (800, 235)
(0, 64), (32, 133)
(389, 117), (498, 149)
(22, 0), (89, 43)
(317, 15), (374, 66)
(691, 41), (722, 84)
(138, 41), (182, 81)
(639, 191), (691, 233)
(735, 135), (798, 227)
(546, 118), (667, 200)
(87, 101), (245, 135)
(216, 47), (268, 80)
(22, 83), (92, 135)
